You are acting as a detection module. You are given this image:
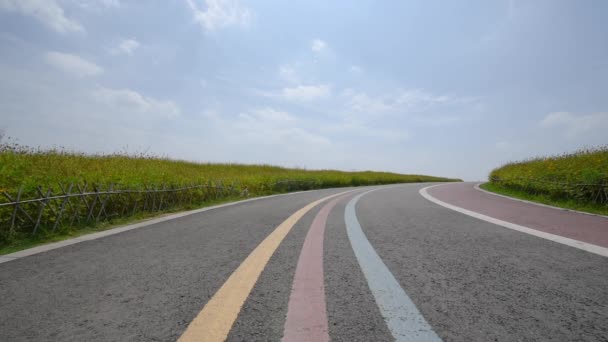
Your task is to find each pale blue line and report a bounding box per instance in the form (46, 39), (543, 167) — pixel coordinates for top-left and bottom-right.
(345, 189), (442, 342)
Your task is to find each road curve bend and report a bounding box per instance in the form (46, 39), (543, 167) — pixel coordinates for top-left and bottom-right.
(422, 182), (608, 255)
(0, 183), (606, 341)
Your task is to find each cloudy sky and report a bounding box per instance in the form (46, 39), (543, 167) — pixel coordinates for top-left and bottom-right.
(1, 0), (607, 180)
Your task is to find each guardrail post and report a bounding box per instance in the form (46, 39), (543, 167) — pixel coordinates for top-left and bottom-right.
(32, 187), (52, 235)
(3, 190), (35, 232)
(53, 183), (74, 231)
(9, 186), (23, 235)
(131, 191), (139, 216)
(86, 184), (100, 222)
(74, 183), (90, 226)
(158, 184), (165, 211)
(96, 183), (113, 222)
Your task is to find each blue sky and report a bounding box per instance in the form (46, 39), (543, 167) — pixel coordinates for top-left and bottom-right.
(1, 0), (607, 180)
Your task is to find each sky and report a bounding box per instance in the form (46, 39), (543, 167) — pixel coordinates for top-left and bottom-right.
(0, 0), (607, 181)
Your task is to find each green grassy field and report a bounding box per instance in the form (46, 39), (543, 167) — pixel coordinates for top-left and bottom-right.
(486, 146), (608, 215)
(0, 144), (458, 194)
(0, 143), (459, 252)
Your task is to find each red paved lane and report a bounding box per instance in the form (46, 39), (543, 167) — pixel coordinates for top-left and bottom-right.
(427, 182), (608, 248)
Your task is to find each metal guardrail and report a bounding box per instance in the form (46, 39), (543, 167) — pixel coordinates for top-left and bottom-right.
(0, 179), (319, 237)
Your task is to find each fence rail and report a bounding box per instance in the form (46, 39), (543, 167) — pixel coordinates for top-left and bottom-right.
(0, 179), (319, 239)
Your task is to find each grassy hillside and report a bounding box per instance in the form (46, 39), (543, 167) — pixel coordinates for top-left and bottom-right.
(0, 144), (457, 194)
(485, 146), (608, 215)
(0, 143), (459, 251)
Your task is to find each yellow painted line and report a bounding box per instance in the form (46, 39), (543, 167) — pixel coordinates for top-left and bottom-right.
(178, 189), (356, 342)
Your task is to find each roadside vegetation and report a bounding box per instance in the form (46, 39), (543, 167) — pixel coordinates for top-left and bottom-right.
(0, 140), (460, 253)
(483, 146), (608, 216)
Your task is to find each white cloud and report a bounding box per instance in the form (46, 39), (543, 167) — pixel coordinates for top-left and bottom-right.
(311, 39), (327, 53)
(205, 107), (330, 146)
(0, 0), (83, 33)
(240, 108), (295, 123)
(282, 84), (332, 102)
(394, 89), (453, 108)
(45, 51), (103, 77)
(341, 89), (394, 114)
(349, 65), (363, 73)
(185, 0), (252, 31)
(540, 112), (576, 126)
(496, 141), (511, 149)
(341, 88), (477, 118)
(73, 0), (120, 10)
(413, 116), (462, 126)
(278, 65), (299, 83)
(540, 111), (608, 138)
(98, 0), (120, 6)
(323, 120), (409, 143)
(110, 38), (140, 56)
(91, 87), (180, 119)
(507, 0), (517, 19)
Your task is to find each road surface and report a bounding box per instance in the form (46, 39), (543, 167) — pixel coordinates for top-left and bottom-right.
(1, 183), (607, 341)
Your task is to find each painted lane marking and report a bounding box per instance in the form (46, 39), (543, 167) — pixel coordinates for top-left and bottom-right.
(345, 189), (442, 342)
(282, 193), (353, 342)
(178, 189), (357, 342)
(420, 185), (608, 258)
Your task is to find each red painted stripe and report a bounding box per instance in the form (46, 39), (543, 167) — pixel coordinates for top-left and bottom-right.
(282, 194), (349, 342)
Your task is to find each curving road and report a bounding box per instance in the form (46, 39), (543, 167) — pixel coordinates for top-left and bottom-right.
(1, 183), (607, 341)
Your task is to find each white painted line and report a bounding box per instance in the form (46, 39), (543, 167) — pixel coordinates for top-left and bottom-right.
(0, 188), (336, 264)
(0, 256), (16, 263)
(420, 184), (608, 258)
(474, 183), (608, 219)
(345, 189), (442, 342)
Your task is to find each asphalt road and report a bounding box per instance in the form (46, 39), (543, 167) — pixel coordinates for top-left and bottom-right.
(1, 183), (607, 341)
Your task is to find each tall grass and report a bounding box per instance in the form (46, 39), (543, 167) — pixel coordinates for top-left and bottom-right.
(0, 143), (458, 195)
(0, 141), (459, 249)
(488, 146), (608, 210)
